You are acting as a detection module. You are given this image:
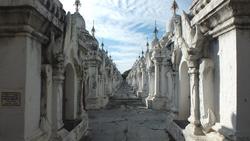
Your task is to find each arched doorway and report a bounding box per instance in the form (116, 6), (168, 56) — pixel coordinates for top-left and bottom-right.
(178, 61), (190, 120)
(63, 64), (76, 122)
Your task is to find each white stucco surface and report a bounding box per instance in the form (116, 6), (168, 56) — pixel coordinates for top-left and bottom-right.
(218, 30), (237, 133)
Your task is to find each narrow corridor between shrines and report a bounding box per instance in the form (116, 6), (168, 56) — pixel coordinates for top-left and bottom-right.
(82, 81), (174, 141)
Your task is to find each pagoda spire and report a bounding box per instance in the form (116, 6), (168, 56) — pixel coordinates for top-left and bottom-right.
(146, 37), (149, 51)
(101, 39), (104, 50)
(91, 20), (96, 37)
(153, 20), (158, 39)
(74, 0), (81, 13)
(171, 0), (179, 15)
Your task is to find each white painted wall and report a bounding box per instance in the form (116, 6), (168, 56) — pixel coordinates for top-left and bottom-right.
(236, 29), (250, 140)
(199, 59), (214, 121)
(0, 37), (26, 141)
(160, 66), (168, 98)
(0, 36), (42, 141)
(209, 39), (220, 122)
(64, 64), (77, 120)
(178, 60), (190, 120)
(24, 37), (42, 140)
(218, 29), (237, 134)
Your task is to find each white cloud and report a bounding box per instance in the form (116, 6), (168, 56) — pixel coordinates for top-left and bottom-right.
(60, 0), (191, 73)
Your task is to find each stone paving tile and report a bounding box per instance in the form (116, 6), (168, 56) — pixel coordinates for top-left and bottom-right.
(85, 82), (172, 141)
(87, 108), (170, 141)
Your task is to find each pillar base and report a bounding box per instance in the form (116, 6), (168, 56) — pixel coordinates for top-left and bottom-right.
(147, 96), (167, 110)
(183, 124), (227, 141)
(141, 90), (149, 98)
(184, 123), (205, 136)
(85, 97), (101, 110)
(139, 90), (148, 104)
(49, 128), (68, 141)
(171, 106), (178, 114)
(137, 91), (142, 98)
(99, 96), (109, 108)
(145, 95), (153, 108)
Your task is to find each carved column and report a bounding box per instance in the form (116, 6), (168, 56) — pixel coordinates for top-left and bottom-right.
(147, 71), (151, 98)
(77, 77), (82, 116)
(147, 66), (154, 97)
(154, 60), (161, 97)
(187, 62), (203, 135)
(149, 52), (168, 110)
(106, 67), (112, 96)
(86, 62), (99, 109)
(109, 70), (113, 96)
(51, 56), (65, 134)
(136, 67), (142, 97)
(132, 73), (136, 91)
(80, 76), (85, 112)
(85, 52), (102, 110)
(137, 70), (141, 89)
(171, 71), (178, 113)
(146, 66), (154, 108)
(141, 65), (147, 99)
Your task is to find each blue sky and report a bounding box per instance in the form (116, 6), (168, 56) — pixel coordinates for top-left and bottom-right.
(60, 0), (192, 73)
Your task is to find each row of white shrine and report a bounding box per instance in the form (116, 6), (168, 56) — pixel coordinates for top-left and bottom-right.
(127, 0), (250, 140)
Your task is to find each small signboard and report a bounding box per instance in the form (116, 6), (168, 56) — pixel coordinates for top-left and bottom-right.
(1, 92), (21, 106)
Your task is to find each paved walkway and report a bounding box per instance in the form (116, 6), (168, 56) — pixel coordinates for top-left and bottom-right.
(84, 82), (173, 141)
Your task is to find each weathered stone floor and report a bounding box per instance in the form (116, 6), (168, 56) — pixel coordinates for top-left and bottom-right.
(84, 82), (173, 141)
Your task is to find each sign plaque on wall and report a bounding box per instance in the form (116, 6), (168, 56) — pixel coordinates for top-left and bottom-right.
(1, 92), (21, 106)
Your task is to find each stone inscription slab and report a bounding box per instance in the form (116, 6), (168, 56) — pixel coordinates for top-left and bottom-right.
(1, 92), (21, 106)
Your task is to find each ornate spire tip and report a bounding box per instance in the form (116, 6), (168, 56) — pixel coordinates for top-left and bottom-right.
(153, 20), (158, 39)
(101, 39), (104, 49)
(91, 20), (96, 37)
(74, 0), (81, 12)
(146, 37), (149, 47)
(171, 0), (179, 14)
